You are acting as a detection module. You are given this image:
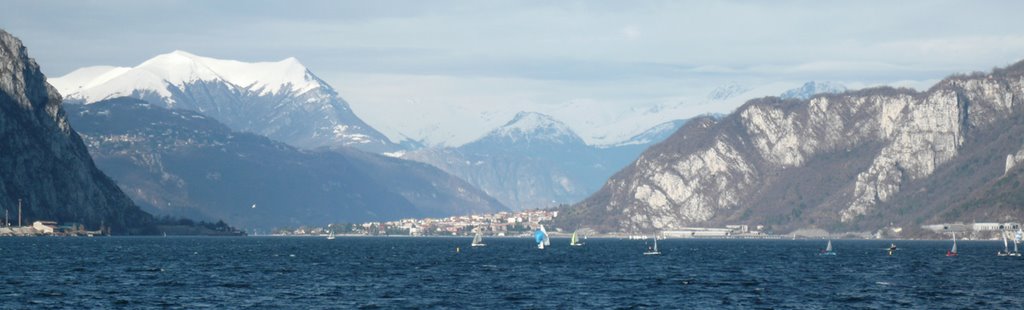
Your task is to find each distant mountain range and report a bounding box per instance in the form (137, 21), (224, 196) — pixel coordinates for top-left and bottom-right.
(779, 81), (847, 100)
(47, 50), (697, 220)
(50, 51), (399, 153)
(707, 82), (752, 101)
(556, 60), (1024, 235)
(405, 112), (686, 210)
(66, 98), (505, 229)
(0, 29), (153, 233)
(42, 44), (920, 233)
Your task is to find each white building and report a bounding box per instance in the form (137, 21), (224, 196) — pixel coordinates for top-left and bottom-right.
(32, 221), (57, 234)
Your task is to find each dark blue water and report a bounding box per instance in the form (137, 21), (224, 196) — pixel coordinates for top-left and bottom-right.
(1, 237), (1022, 309)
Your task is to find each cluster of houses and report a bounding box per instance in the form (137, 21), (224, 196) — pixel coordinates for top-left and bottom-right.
(0, 221), (105, 237)
(922, 222), (1022, 239)
(274, 209), (559, 237)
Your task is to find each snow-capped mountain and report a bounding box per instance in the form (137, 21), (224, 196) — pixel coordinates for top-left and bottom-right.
(779, 81), (847, 100)
(405, 112), (685, 210)
(470, 112), (585, 147)
(49, 51), (398, 152)
(604, 119), (690, 147)
(707, 82), (751, 101)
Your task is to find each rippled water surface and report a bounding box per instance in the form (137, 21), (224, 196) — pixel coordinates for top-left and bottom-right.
(1, 237), (1022, 308)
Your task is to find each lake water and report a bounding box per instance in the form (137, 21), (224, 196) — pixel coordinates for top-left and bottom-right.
(1, 237), (1021, 308)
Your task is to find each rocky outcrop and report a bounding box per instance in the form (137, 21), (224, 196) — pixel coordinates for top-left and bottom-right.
(0, 29), (152, 233)
(559, 61), (1024, 232)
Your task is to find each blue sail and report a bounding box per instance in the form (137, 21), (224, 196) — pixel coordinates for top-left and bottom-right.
(534, 229), (545, 244)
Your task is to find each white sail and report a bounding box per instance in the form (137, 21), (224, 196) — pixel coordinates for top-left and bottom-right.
(644, 233), (662, 255)
(540, 225), (550, 246)
(570, 231), (578, 246)
(472, 232), (485, 246)
(951, 233), (958, 254)
(1011, 232), (1019, 253)
(825, 240), (833, 252)
(1004, 232), (1010, 253)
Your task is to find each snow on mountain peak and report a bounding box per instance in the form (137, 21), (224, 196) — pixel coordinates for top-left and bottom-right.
(485, 111), (583, 145)
(779, 81), (847, 100)
(707, 82), (751, 101)
(49, 51), (326, 102)
(602, 119), (687, 147)
(50, 65), (132, 96)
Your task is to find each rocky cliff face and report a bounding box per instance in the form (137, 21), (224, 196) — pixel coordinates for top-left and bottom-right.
(558, 61), (1024, 233)
(0, 29), (152, 233)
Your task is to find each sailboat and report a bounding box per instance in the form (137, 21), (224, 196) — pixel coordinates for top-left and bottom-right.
(326, 224), (336, 240)
(819, 239), (836, 256)
(880, 244), (897, 256)
(471, 232), (486, 247)
(535, 226), (550, 249)
(946, 232), (958, 257)
(643, 234), (662, 255)
(997, 230), (1020, 256)
(570, 230), (585, 247)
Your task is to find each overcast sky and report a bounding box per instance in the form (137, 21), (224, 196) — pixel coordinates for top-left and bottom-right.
(4, 0), (1024, 145)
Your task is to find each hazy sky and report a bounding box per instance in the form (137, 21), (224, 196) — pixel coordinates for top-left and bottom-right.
(4, 0), (1024, 144)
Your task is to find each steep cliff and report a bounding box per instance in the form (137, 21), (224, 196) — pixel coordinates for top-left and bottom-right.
(558, 60), (1024, 233)
(0, 29), (152, 233)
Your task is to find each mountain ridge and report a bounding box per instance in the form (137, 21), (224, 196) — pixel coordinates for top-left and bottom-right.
(405, 111), (686, 210)
(49, 51), (398, 153)
(66, 97), (506, 229)
(556, 59), (1024, 234)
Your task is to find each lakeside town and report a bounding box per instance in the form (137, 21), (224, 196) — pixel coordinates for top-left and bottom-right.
(269, 209), (561, 237)
(267, 208), (1024, 241)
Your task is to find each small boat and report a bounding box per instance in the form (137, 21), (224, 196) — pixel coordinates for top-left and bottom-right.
(570, 230), (584, 247)
(997, 231), (1020, 256)
(327, 224), (336, 240)
(471, 232), (486, 247)
(535, 226), (550, 250)
(887, 243), (897, 256)
(946, 232), (958, 257)
(819, 239), (836, 256)
(643, 234), (661, 255)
